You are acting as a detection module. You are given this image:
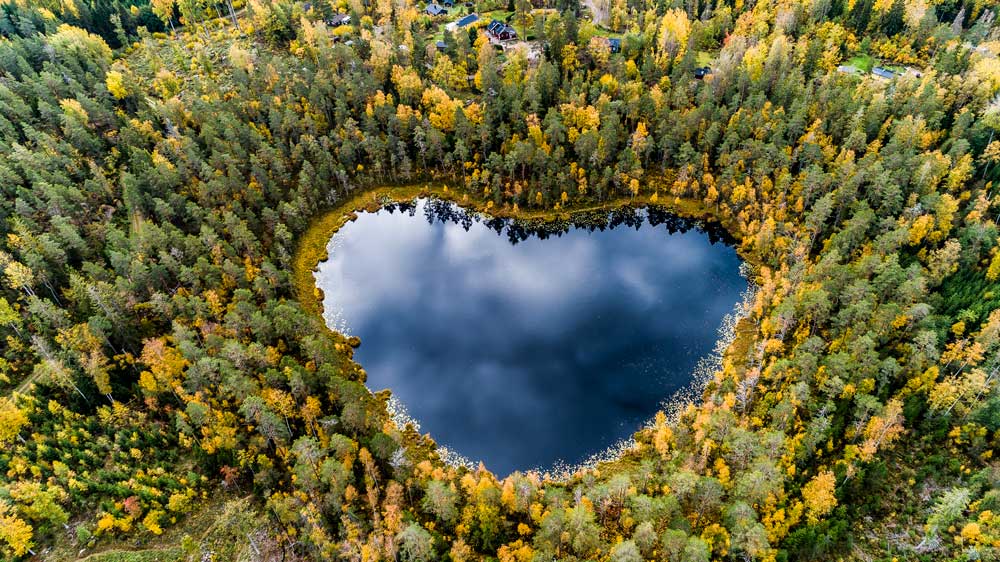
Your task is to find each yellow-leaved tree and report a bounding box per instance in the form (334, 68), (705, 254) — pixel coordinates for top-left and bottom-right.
(139, 337), (189, 396)
(106, 70), (127, 99)
(859, 399), (905, 462)
(658, 9), (690, 63)
(0, 501), (33, 558)
(802, 470), (838, 522)
(0, 396), (27, 446)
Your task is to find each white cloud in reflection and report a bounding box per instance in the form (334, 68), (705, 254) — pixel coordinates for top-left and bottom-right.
(314, 200), (747, 475)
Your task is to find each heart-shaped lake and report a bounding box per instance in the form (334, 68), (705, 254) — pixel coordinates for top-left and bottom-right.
(315, 199), (747, 476)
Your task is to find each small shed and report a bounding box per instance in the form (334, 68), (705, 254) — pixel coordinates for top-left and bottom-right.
(436, 40), (448, 50)
(694, 66), (711, 79)
(607, 37), (621, 53)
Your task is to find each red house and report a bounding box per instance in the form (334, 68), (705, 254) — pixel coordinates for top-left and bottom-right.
(487, 19), (517, 41)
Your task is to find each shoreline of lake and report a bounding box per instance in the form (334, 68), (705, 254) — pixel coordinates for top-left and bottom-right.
(292, 178), (757, 319)
(291, 181), (762, 479)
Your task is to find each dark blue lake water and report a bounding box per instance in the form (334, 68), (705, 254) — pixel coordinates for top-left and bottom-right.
(315, 199), (746, 476)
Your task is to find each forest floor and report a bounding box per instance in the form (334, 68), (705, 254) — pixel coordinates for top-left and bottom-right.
(43, 495), (271, 562)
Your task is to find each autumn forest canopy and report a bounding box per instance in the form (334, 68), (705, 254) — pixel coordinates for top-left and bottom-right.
(1, 0), (1000, 559)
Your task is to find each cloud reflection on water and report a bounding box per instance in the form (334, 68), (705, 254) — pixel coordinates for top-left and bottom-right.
(316, 200), (746, 476)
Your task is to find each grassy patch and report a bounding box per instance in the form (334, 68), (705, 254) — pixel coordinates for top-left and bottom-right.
(591, 28), (623, 39)
(846, 54), (874, 72)
(480, 9), (513, 21)
(696, 50), (715, 66)
(79, 549), (187, 562)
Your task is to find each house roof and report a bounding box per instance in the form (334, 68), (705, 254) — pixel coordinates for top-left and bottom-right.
(436, 40), (448, 49)
(456, 13), (479, 27)
(487, 19), (516, 37)
(328, 14), (350, 25)
(426, 3), (446, 15)
(872, 66), (895, 79)
(607, 38), (621, 49)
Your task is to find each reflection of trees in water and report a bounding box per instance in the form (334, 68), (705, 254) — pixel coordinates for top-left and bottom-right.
(379, 198), (736, 246)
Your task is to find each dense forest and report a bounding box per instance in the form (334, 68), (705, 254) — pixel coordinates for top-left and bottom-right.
(0, 0), (999, 559)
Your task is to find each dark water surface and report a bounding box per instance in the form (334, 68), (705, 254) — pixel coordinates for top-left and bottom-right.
(316, 199), (746, 476)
